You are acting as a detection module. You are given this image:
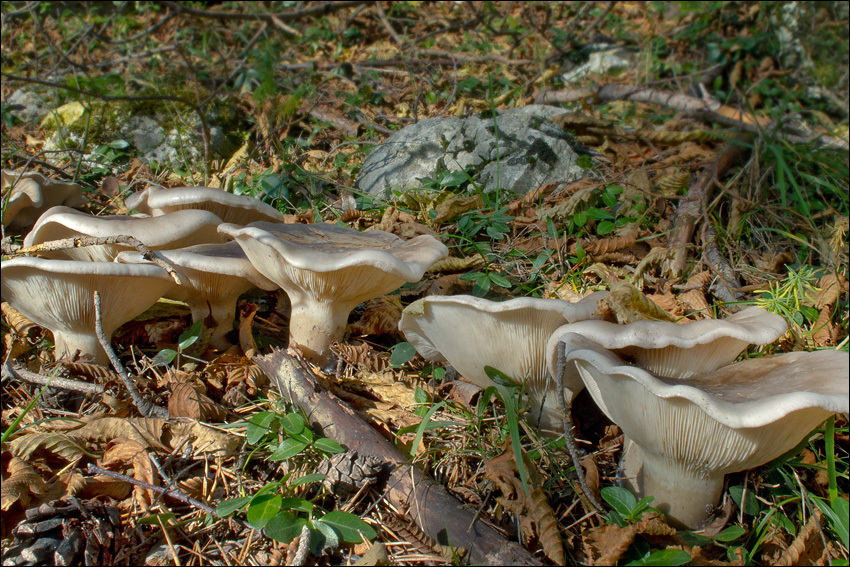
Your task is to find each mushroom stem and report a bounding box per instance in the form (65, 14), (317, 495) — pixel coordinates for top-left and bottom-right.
(629, 443), (725, 529)
(53, 331), (106, 365)
(288, 299), (351, 368)
(188, 301), (238, 351)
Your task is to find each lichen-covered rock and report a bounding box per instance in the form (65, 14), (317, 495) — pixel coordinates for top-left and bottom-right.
(355, 105), (586, 199)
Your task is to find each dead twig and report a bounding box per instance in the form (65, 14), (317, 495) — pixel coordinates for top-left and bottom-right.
(93, 290), (168, 418)
(253, 348), (543, 566)
(2, 360), (105, 395)
(15, 235), (184, 285)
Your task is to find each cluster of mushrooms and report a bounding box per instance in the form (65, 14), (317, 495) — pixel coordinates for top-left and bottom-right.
(398, 292), (849, 530)
(3, 175), (847, 532)
(1, 181), (448, 367)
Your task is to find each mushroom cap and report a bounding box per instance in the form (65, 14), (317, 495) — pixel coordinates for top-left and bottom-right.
(399, 292), (610, 430)
(546, 306), (787, 380)
(218, 221), (448, 365)
(126, 185), (285, 224)
(2, 170), (85, 230)
(218, 221), (449, 297)
(1, 257), (176, 363)
(23, 206), (225, 261)
(115, 241), (277, 349)
(556, 332), (849, 527)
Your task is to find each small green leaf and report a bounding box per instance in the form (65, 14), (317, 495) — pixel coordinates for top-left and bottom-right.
(151, 348), (177, 366)
(269, 438), (310, 461)
(488, 272), (512, 288)
(279, 497), (314, 513)
(264, 511), (306, 543)
(108, 139), (130, 149)
(178, 319), (204, 350)
(625, 548), (692, 566)
(246, 493), (282, 529)
(596, 220), (615, 235)
(601, 486), (638, 517)
(318, 511), (377, 543)
(247, 412), (277, 445)
(573, 211), (588, 227)
(713, 525), (746, 542)
(728, 485), (761, 516)
(216, 496), (251, 517)
(280, 413), (305, 436)
(390, 341), (417, 367)
(313, 437), (344, 454)
(311, 522), (339, 553)
(137, 512), (176, 525)
(414, 386), (429, 405)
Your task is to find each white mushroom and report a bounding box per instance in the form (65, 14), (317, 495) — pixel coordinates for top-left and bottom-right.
(23, 206), (225, 261)
(1, 257), (176, 364)
(1, 170), (86, 230)
(546, 306), (787, 382)
(550, 332), (849, 529)
(399, 292), (610, 431)
(116, 241), (278, 350)
(126, 185), (285, 224)
(218, 221), (448, 367)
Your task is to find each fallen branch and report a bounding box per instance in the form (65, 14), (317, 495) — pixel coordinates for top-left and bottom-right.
(537, 84), (846, 149)
(93, 290), (168, 419)
(663, 136), (751, 278)
(253, 348), (542, 566)
(15, 235), (184, 285)
(2, 360), (105, 395)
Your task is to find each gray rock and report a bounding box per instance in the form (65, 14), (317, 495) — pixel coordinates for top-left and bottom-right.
(6, 90), (47, 122)
(121, 116), (165, 154)
(355, 105), (586, 199)
(561, 46), (637, 83)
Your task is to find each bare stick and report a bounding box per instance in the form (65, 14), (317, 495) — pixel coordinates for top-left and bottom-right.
(374, 1), (403, 46)
(555, 341), (606, 515)
(16, 235), (184, 285)
(2, 360), (105, 395)
(93, 290), (168, 418)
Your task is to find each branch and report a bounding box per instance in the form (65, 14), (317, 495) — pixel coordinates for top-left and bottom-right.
(16, 235), (184, 286)
(253, 348), (542, 566)
(2, 360), (105, 395)
(93, 290), (168, 419)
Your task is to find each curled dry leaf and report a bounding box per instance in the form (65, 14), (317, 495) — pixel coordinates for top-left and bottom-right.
(347, 296), (404, 340)
(1, 301), (41, 340)
(101, 438), (156, 509)
(605, 281), (675, 323)
(331, 341), (391, 373)
(812, 273), (845, 347)
(484, 443), (564, 565)
(168, 381), (228, 421)
(582, 511), (678, 566)
(9, 431), (92, 462)
(1, 457), (48, 511)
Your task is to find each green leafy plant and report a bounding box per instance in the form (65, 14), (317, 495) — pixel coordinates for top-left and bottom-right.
(601, 485), (657, 526)
(750, 264), (821, 327)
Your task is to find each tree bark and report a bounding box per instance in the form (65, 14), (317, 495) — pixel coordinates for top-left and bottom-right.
(253, 348), (543, 566)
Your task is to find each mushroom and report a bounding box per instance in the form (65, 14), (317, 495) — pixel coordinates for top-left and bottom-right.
(550, 332), (849, 529)
(116, 241), (278, 350)
(546, 306), (788, 381)
(398, 292), (610, 431)
(126, 185), (285, 224)
(1, 170), (86, 230)
(218, 221), (448, 367)
(22, 207), (226, 262)
(1, 257), (177, 364)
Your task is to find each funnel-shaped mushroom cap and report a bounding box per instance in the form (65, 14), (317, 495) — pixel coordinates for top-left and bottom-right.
(126, 185), (285, 224)
(399, 293), (610, 430)
(116, 241), (277, 349)
(218, 221), (448, 366)
(555, 332), (849, 529)
(1, 170), (85, 230)
(546, 306), (787, 381)
(23, 207), (225, 261)
(1, 257), (177, 364)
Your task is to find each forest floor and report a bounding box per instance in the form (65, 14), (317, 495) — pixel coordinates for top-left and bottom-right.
(1, 2), (848, 566)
